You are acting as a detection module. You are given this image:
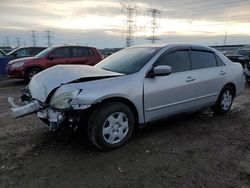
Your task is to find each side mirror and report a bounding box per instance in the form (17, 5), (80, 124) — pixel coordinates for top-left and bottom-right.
(12, 53), (17, 57)
(48, 55), (55, 60)
(147, 65), (172, 77)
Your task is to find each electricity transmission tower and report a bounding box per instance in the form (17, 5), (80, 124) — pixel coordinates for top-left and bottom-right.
(121, 3), (138, 47)
(31, 30), (37, 47)
(5, 37), (10, 47)
(16, 37), (20, 47)
(146, 8), (161, 44)
(45, 30), (52, 47)
(223, 32), (227, 45)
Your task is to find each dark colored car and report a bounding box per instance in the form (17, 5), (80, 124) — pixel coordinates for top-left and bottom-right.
(0, 49), (8, 76)
(7, 47), (47, 59)
(0, 47), (46, 76)
(0, 49), (6, 57)
(226, 49), (250, 68)
(7, 45), (103, 82)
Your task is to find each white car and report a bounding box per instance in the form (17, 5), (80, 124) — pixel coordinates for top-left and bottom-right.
(9, 44), (245, 150)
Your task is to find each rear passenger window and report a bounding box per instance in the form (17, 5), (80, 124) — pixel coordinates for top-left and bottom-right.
(191, 51), (217, 70)
(71, 48), (91, 57)
(157, 50), (191, 73)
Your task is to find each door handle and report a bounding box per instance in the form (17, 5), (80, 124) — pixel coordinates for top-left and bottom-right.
(186, 76), (196, 82)
(219, 70), (226, 75)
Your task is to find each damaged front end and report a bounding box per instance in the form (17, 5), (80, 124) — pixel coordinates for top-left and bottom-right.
(8, 87), (42, 118)
(8, 87), (91, 131)
(8, 65), (123, 131)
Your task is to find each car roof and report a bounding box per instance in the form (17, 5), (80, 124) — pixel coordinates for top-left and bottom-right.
(7, 46), (47, 55)
(237, 49), (250, 51)
(51, 45), (96, 49)
(129, 43), (213, 51)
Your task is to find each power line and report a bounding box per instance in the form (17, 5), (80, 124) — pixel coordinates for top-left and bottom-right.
(31, 30), (37, 47)
(160, 1), (250, 19)
(5, 36), (10, 47)
(121, 3), (138, 47)
(16, 37), (20, 47)
(45, 30), (52, 47)
(223, 32), (228, 45)
(146, 8), (161, 44)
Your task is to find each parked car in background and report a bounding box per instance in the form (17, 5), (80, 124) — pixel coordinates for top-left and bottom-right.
(7, 47), (47, 59)
(0, 49), (6, 57)
(0, 49), (8, 76)
(7, 45), (103, 82)
(8, 44), (245, 150)
(226, 49), (250, 68)
(236, 49), (250, 58)
(0, 47), (46, 76)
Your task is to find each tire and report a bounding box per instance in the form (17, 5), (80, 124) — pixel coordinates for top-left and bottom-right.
(87, 102), (135, 151)
(213, 86), (234, 115)
(25, 67), (42, 83)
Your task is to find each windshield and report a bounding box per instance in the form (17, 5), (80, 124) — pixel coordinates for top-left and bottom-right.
(95, 47), (160, 74)
(35, 47), (55, 58)
(7, 48), (18, 56)
(0, 50), (5, 57)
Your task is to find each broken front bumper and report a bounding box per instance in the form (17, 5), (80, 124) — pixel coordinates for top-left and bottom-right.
(8, 97), (41, 118)
(8, 97), (79, 131)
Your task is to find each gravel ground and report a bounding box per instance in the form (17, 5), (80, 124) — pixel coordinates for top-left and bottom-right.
(0, 79), (250, 188)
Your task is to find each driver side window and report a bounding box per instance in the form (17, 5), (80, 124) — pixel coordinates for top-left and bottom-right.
(157, 50), (191, 73)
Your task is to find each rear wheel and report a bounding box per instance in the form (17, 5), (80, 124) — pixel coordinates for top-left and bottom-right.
(213, 86), (234, 114)
(87, 102), (135, 150)
(25, 67), (42, 82)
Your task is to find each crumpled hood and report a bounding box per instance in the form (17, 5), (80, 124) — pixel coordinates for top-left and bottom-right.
(8, 57), (38, 65)
(28, 65), (123, 102)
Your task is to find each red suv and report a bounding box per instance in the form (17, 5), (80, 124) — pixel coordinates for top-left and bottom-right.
(7, 45), (103, 82)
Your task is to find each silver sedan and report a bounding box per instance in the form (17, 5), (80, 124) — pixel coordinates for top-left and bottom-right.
(9, 44), (245, 150)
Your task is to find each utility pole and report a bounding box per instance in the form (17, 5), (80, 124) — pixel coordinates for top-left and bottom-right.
(5, 36), (10, 47)
(146, 8), (161, 44)
(121, 3), (137, 47)
(223, 32), (227, 45)
(16, 37), (20, 47)
(45, 30), (52, 47)
(31, 30), (37, 47)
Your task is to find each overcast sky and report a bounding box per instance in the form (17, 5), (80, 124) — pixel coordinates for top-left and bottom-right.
(0, 0), (250, 48)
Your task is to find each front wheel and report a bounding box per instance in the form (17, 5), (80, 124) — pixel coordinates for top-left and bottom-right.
(213, 86), (234, 114)
(87, 102), (135, 150)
